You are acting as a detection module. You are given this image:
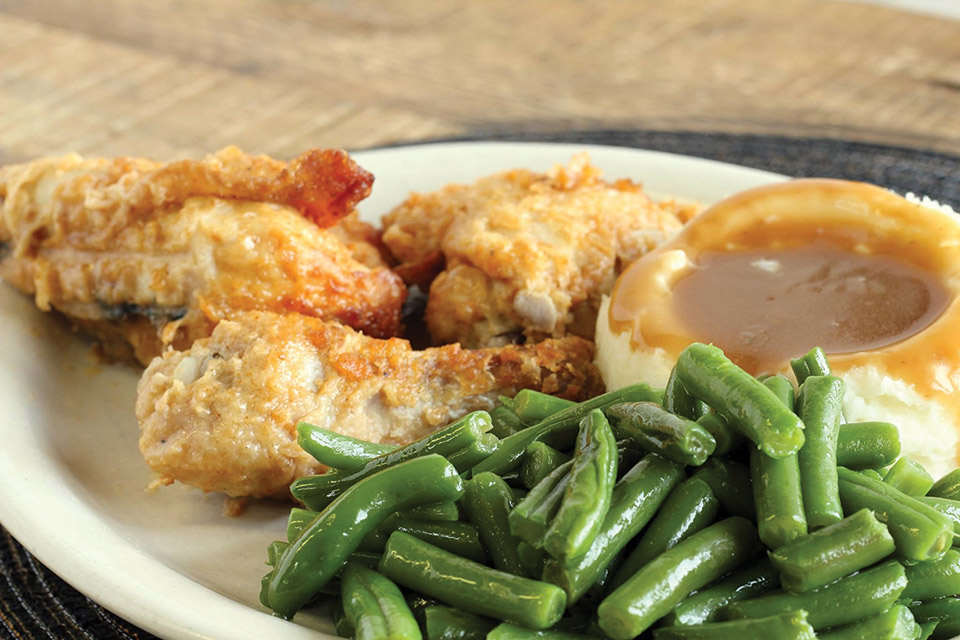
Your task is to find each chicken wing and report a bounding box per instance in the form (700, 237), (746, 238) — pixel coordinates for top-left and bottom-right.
(136, 311), (604, 498)
(0, 148), (406, 364)
(382, 153), (698, 348)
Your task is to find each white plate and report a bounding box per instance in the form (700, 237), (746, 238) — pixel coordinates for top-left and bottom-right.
(0, 142), (785, 639)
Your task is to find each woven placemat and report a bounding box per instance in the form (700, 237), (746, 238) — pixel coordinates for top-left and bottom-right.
(1, 130), (958, 640)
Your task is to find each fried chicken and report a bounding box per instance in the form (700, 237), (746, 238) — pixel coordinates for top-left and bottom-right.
(382, 153), (699, 348)
(0, 148), (406, 364)
(136, 311), (604, 498)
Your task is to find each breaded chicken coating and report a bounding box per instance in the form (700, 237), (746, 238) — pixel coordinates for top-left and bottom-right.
(382, 154), (698, 348)
(136, 311), (604, 498)
(0, 148), (405, 364)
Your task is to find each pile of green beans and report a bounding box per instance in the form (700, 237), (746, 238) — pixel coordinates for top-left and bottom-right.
(261, 343), (960, 639)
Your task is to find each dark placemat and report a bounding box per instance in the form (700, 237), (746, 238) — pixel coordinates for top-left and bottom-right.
(1, 130), (958, 640)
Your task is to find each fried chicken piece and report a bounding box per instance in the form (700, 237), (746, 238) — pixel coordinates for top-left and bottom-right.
(382, 153), (699, 348)
(136, 311), (604, 498)
(0, 148), (405, 364)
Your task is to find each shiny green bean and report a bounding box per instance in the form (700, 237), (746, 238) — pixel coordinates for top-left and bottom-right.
(366, 517), (487, 562)
(512, 389), (576, 423)
(931, 468), (960, 502)
(340, 561), (421, 640)
(399, 502), (460, 522)
(918, 496), (960, 536)
(379, 532), (567, 630)
(768, 508), (895, 593)
(486, 623), (593, 639)
(817, 604), (920, 640)
(836, 422), (901, 469)
(909, 597), (960, 639)
(653, 611), (816, 640)
(675, 343), (805, 458)
(692, 458), (755, 520)
(597, 517), (759, 640)
(446, 432), (501, 473)
(696, 413), (744, 457)
(796, 375), (844, 529)
(885, 457), (935, 497)
(490, 406), (524, 439)
(509, 459), (573, 546)
(517, 541), (547, 579)
(422, 605), (495, 640)
(790, 346), (831, 384)
(661, 558), (780, 626)
(333, 599), (355, 638)
(297, 422), (397, 472)
(665, 365), (711, 420)
(607, 401), (717, 466)
(750, 447), (807, 548)
(462, 472), (525, 575)
(918, 620), (940, 640)
(762, 375), (796, 412)
(903, 548), (960, 601)
(520, 442), (571, 489)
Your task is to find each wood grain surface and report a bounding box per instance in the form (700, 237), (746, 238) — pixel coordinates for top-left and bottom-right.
(0, 0), (958, 163)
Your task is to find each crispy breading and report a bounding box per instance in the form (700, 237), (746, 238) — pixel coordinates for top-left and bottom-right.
(381, 153), (699, 347)
(0, 150), (404, 364)
(136, 311), (604, 498)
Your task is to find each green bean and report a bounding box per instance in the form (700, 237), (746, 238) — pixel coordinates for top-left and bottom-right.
(597, 517), (759, 640)
(616, 441), (644, 479)
(520, 442), (571, 489)
(676, 343), (805, 458)
(903, 549), (960, 601)
(861, 468), (886, 481)
(345, 551), (382, 570)
(661, 558), (780, 626)
(446, 432), (501, 473)
(918, 620), (939, 640)
(837, 467), (953, 562)
(931, 468), (960, 502)
(696, 413), (744, 457)
(544, 410), (619, 562)
(287, 507), (317, 542)
(379, 532), (567, 630)
(885, 457), (935, 497)
(817, 604), (920, 640)
(725, 559), (907, 630)
(607, 401), (717, 466)
(462, 472), (525, 575)
(422, 605), (495, 640)
(665, 365), (711, 420)
(340, 561), (421, 640)
(796, 375), (844, 529)
(763, 375), (796, 412)
(266, 540), (288, 567)
(509, 459), (574, 546)
(363, 517), (486, 562)
(836, 422), (901, 469)
(472, 383), (663, 476)
(490, 406), (524, 439)
(266, 455), (464, 619)
(291, 412), (490, 510)
(405, 593), (438, 623)
(750, 447), (807, 548)
(542, 454), (685, 604)
(609, 477), (720, 591)
(512, 389), (577, 423)
(517, 542), (547, 579)
(692, 458), (755, 520)
(486, 623), (594, 639)
(399, 502), (460, 522)
(790, 346), (831, 384)
(768, 508), (895, 593)
(333, 598), (355, 638)
(909, 597), (960, 639)
(918, 496), (960, 536)
(653, 611), (817, 640)
(296, 422), (397, 472)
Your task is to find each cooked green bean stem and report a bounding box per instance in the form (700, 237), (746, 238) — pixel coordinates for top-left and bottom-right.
(462, 472), (525, 575)
(422, 605), (495, 640)
(885, 456), (935, 497)
(607, 401), (717, 466)
(725, 559), (907, 630)
(692, 457), (755, 520)
(543, 410), (619, 562)
(665, 365), (711, 420)
(902, 548), (960, 601)
(267, 455), (464, 619)
(472, 383), (663, 476)
(291, 411), (490, 510)
(511, 389), (576, 424)
(609, 477), (720, 591)
(379, 532), (567, 630)
(931, 468), (960, 502)
(661, 558), (780, 626)
(836, 421), (901, 469)
(768, 508), (895, 593)
(816, 604), (920, 640)
(296, 422), (398, 472)
(696, 413), (743, 457)
(542, 454), (686, 604)
(750, 447), (808, 548)
(919, 496), (960, 536)
(653, 611), (817, 640)
(509, 459), (574, 546)
(837, 466), (953, 562)
(341, 561), (421, 640)
(796, 375), (844, 529)
(762, 375), (796, 412)
(520, 442), (571, 490)
(487, 623), (594, 639)
(598, 517), (759, 640)
(399, 502), (460, 522)
(490, 406), (524, 439)
(676, 343), (805, 458)
(446, 432), (501, 473)
(790, 346), (831, 385)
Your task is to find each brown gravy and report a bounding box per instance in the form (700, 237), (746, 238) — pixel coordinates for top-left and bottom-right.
(671, 244), (949, 373)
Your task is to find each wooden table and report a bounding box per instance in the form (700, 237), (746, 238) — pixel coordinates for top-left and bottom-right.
(0, 0), (958, 164)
